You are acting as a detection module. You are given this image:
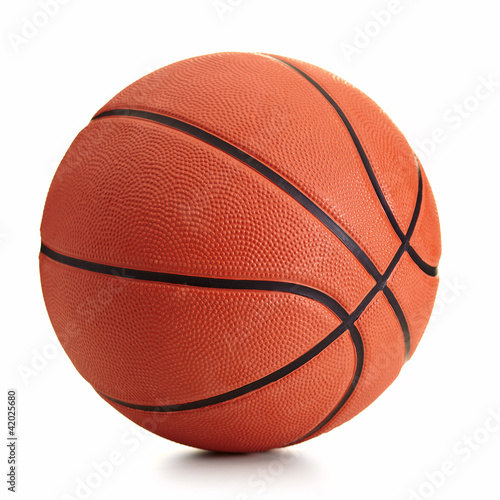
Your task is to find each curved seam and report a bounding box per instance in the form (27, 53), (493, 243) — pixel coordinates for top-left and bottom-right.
(285, 164), (423, 443)
(407, 246), (438, 277)
(49, 107), (421, 414)
(286, 325), (363, 446)
(41, 243), (359, 413)
(92, 109), (382, 281)
(382, 287), (411, 362)
(260, 55), (413, 365)
(42, 160), (418, 414)
(40, 243), (348, 321)
(264, 55), (438, 278)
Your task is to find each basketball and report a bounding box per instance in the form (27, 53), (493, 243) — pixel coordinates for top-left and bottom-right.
(39, 52), (441, 453)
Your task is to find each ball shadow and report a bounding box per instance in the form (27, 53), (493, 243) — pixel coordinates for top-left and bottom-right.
(157, 446), (321, 496)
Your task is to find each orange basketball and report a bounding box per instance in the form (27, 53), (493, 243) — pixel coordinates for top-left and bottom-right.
(39, 52), (441, 453)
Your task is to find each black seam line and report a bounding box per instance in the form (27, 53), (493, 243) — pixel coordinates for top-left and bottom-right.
(39, 244), (360, 415)
(408, 156), (438, 277)
(263, 55), (412, 363)
(407, 246), (438, 277)
(44, 162), (418, 415)
(382, 287), (411, 362)
(76, 107), (421, 414)
(287, 163), (423, 445)
(92, 108), (382, 281)
(286, 325), (364, 446)
(41, 242), (358, 413)
(42, 170), (417, 415)
(39, 243), (348, 321)
(266, 55), (438, 278)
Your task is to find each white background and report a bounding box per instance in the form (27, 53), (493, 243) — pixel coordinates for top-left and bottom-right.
(2, 0), (500, 499)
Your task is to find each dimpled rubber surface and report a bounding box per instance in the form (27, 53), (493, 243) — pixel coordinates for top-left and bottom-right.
(296, 291), (408, 441)
(41, 118), (375, 314)
(40, 52), (441, 452)
(96, 52), (402, 273)
(406, 166), (442, 267)
(272, 54), (420, 236)
(102, 332), (355, 453)
(39, 254), (343, 406)
(387, 252), (440, 359)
